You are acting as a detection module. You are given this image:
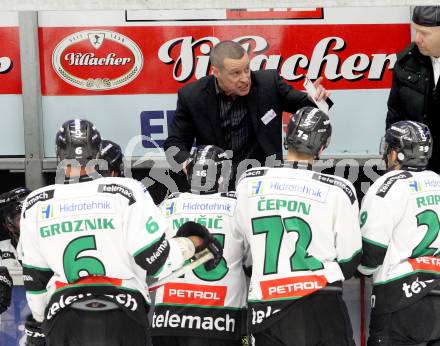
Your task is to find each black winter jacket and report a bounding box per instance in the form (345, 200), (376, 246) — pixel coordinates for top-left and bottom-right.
(386, 43), (433, 129)
(386, 43), (440, 172)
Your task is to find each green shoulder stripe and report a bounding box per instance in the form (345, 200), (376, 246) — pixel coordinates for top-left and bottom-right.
(338, 249), (362, 263)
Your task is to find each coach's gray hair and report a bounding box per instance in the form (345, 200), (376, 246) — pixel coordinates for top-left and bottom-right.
(210, 41), (246, 69)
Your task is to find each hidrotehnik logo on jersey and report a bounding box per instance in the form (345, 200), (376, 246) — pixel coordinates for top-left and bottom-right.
(52, 30), (143, 91)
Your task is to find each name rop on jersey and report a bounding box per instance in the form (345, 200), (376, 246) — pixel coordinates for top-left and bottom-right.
(416, 195), (440, 208)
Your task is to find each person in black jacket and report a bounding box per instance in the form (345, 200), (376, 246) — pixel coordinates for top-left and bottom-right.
(386, 6), (440, 173)
(164, 40), (330, 189)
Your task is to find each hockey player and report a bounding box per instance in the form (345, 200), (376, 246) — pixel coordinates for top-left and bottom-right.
(235, 107), (362, 346)
(20, 119), (222, 346)
(0, 188), (44, 345)
(0, 187), (30, 267)
(0, 264), (12, 314)
(0, 188), (29, 314)
(98, 139), (124, 177)
(358, 121), (440, 345)
(152, 145), (249, 346)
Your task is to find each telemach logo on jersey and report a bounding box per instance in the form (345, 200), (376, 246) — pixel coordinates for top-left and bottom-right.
(52, 30), (143, 91)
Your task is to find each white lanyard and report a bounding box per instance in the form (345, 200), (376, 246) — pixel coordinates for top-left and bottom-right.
(431, 56), (440, 87)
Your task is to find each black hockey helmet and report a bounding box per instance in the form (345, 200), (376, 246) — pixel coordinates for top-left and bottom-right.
(187, 145), (229, 194)
(98, 140), (124, 177)
(55, 119), (101, 165)
(285, 107), (332, 157)
(0, 187), (30, 246)
(380, 121), (432, 170)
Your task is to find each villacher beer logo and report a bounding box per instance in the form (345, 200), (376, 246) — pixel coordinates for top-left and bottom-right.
(52, 30), (143, 91)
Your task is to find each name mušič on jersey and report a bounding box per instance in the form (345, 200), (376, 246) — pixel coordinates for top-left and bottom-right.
(152, 191), (249, 340)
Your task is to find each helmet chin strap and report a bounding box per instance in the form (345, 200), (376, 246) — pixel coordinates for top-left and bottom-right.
(314, 146), (325, 160)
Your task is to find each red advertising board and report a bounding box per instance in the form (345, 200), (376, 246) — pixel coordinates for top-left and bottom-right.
(37, 8), (412, 158)
(0, 26), (21, 94)
(39, 23), (409, 95)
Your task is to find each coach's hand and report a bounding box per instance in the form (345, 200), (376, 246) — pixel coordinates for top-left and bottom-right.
(313, 76), (330, 102)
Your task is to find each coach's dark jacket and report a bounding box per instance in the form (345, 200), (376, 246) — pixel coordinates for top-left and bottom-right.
(164, 69), (314, 167)
(386, 43), (440, 172)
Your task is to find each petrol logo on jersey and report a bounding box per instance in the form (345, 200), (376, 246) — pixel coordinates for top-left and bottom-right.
(260, 275), (327, 300)
(409, 256), (440, 273)
(52, 30), (143, 91)
(162, 282), (227, 306)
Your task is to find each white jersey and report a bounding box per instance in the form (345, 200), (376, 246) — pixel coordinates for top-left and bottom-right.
(358, 169), (440, 313)
(20, 176), (187, 328)
(152, 191), (249, 340)
(235, 165), (362, 332)
(0, 237), (21, 270)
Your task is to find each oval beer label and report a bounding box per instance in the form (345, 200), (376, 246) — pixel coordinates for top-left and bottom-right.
(52, 30), (143, 91)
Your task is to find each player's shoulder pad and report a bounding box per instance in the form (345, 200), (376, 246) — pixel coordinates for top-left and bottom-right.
(166, 192), (182, 200)
(220, 191), (236, 199)
(97, 177), (136, 205)
(23, 187), (56, 217)
(312, 173), (357, 205)
(375, 171), (413, 198)
(237, 167), (269, 185)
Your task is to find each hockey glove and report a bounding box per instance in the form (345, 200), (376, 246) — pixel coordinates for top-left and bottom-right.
(176, 221), (223, 270)
(25, 314), (46, 346)
(0, 266), (12, 314)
